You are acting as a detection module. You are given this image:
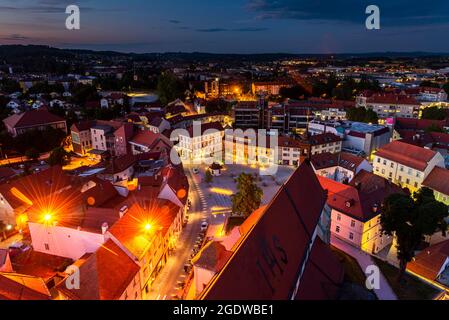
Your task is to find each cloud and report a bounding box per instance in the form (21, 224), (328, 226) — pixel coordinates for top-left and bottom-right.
(169, 19), (181, 24)
(196, 27), (268, 32)
(246, 0), (449, 26)
(0, 34), (31, 41)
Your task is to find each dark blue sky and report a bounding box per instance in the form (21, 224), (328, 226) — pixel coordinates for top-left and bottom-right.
(1, 0), (449, 53)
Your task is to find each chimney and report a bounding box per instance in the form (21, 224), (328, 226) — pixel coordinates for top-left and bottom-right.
(101, 222), (109, 235)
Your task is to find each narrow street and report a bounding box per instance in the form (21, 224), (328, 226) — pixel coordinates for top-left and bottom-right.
(147, 168), (207, 300)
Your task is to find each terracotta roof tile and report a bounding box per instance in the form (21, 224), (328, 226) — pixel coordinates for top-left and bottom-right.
(375, 141), (437, 171)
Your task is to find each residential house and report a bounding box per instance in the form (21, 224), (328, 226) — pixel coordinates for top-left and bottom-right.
(319, 170), (402, 254)
(71, 121), (95, 156)
(3, 110), (67, 137)
(129, 130), (173, 156)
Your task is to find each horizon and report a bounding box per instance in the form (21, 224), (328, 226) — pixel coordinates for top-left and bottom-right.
(2, 44), (449, 57)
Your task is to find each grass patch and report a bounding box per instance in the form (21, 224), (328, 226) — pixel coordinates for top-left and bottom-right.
(372, 257), (441, 300)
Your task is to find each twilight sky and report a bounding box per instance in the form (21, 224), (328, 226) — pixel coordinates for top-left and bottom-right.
(1, 0), (449, 53)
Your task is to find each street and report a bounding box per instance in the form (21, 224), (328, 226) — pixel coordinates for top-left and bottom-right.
(147, 168), (207, 300)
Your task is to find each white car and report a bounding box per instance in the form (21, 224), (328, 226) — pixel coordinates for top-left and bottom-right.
(193, 168), (199, 174)
(200, 222), (208, 231)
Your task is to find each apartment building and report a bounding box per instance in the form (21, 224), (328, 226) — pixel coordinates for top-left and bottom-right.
(373, 140), (445, 192)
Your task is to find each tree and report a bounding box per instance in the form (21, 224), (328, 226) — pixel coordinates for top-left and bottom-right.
(25, 148), (40, 161)
(422, 106), (447, 120)
(205, 170), (213, 184)
(48, 147), (70, 166)
(425, 123), (445, 133)
(156, 72), (185, 105)
(231, 173), (263, 218)
(381, 188), (448, 282)
(347, 107), (379, 124)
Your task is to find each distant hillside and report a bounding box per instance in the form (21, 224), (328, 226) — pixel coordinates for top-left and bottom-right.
(1, 45), (448, 62)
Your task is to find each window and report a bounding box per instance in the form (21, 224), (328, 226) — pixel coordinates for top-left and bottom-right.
(44, 243), (50, 251)
(408, 168), (412, 175)
(414, 182), (419, 188)
(351, 220), (356, 228)
(406, 178), (410, 185)
(390, 163), (394, 168)
(337, 214), (341, 221)
(349, 232), (354, 240)
(416, 172), (421, 178)
(336, 226), (340, 233)
(383, 160), (387, 165)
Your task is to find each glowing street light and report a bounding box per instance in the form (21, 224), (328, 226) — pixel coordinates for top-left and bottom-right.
(43, 212), (53, 223)
(144, 223), (152, 232)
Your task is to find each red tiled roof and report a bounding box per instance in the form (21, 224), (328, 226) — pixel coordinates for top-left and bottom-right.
(311, 152), (366, 172)
(201, 161), (332, 300)
(71, 120), (95, 132)
(395, 118), (445, 131)
(3, 110), (65, 129)
(423, 167), (449, 196)
(367, 93), (419, 105)
(318, 171), (403, 222)
(186, 121), (223, 137)
(10, 249), (72, 282)
(408, 240), (449, 281)
(0, 273), (51, 300)
(192, 241), (233, 273)
(108, 202), (179, 260)
(130, 130), (172, 149)
(375, 141), (437, 171)
(56, 240), (139, 300)
(308, 133), (342, 146)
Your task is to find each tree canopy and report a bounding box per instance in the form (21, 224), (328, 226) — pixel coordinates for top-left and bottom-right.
(346, 107), (379, 124)
(422, 106), (447, 120)
(381, 187), (448, 281)
(231, 173), (263, 218)
(48, 146), (71, 166)
(156, 72), (185, 105)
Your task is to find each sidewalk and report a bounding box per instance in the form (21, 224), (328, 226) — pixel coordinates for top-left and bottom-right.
(331, 235), (398, 300)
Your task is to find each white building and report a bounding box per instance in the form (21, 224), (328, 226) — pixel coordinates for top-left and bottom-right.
(176, 122), (224, 162)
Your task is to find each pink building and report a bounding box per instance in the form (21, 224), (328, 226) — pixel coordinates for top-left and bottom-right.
(319, 170), (403, 254)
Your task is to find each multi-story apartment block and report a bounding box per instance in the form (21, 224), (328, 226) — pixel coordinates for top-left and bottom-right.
(176, 122), (224, 162)
(373, 140), (445, 192)
(358, 93), (421, 119)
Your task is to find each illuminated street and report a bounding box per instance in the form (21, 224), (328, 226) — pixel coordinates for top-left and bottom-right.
(148, 169), (207, 300)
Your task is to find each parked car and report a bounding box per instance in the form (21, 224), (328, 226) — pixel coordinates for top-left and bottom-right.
(200, 221), (208, 231)
(193, 168), (199, 174)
